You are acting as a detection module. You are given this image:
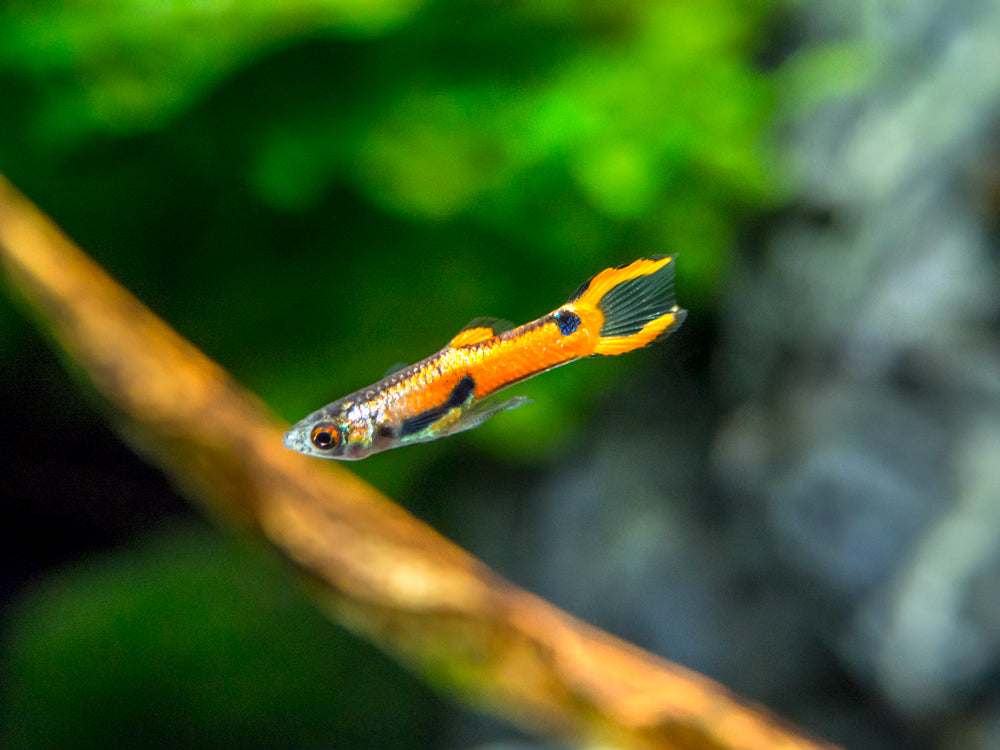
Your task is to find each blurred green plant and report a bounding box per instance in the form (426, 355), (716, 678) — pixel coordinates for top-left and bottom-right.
(0, 0), (427, 142)
(2, 524), (435, 750)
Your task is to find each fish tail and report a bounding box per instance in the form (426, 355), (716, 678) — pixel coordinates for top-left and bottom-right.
(567, 255), (686, 356)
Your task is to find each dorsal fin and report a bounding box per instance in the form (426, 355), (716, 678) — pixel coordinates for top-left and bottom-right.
(447, 317), (514, 348)
(382, 361), (408, 378)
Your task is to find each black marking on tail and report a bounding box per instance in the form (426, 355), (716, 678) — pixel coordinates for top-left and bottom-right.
(567, 276), (594, 303)
(566, 255), (671, 304)
(553, 310), (581, 335)
(400, 375), (476, 437)
(598, 260), (676, 338)
(613, 256), (665, 270)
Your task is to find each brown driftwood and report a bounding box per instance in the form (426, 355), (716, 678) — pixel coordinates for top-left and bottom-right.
(0, 173), (840, 750)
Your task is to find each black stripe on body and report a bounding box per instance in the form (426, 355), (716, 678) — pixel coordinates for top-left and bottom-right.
(448, 375), (476, 405)
(400, 375), (476, 437)
(490, 314), (551, 347)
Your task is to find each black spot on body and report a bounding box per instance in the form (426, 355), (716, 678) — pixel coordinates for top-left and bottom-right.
(554, 310), (581, 336)
(376, 424), (394, 439)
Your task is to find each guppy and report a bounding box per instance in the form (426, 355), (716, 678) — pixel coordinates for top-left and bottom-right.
(284, 255), (686, 460)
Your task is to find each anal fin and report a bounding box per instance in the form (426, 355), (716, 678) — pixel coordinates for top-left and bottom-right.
(444, 396), (532, 436)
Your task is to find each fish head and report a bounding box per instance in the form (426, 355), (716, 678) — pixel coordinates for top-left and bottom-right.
(282, 398), (376, 460)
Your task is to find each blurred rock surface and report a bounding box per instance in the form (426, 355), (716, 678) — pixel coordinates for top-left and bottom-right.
(447, 1), (1000, 748)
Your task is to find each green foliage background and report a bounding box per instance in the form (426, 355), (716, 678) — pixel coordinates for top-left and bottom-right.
(1, 1), (777, 747)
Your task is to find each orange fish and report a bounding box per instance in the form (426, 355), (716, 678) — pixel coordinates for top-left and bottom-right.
(284, 256), (686, 459)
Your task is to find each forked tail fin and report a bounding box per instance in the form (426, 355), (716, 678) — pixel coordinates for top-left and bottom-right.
(567, 255), (686, 356)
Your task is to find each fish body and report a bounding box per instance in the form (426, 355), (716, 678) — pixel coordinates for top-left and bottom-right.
(283, 255), (686, 459)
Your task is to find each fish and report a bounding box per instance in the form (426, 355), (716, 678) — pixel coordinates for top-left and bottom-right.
(283, 255), (686, 460)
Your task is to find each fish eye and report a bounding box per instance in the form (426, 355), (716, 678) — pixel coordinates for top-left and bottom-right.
(310, 424), (341, 450)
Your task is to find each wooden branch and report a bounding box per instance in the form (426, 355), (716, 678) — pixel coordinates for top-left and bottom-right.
(0, 173), (840, 750)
